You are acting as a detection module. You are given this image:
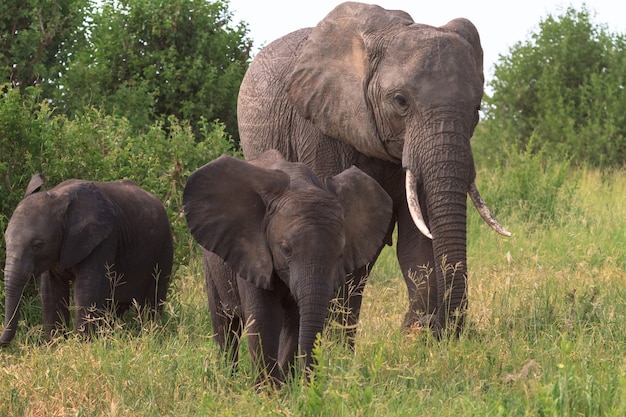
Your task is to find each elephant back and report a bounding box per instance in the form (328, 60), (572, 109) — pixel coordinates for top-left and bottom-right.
(237, 28), (313, 161)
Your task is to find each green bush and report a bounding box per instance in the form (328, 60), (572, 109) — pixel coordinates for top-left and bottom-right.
(0, 86), (51, 231)
(0, 85), (237, 264)
(480, 6), (626, 168)
(59, 0), (251, 142)
(475, 141), (578, 228)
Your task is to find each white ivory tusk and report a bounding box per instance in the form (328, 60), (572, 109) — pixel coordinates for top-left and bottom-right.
(405, 170), (433, 240)
(468, 182), (512, 237)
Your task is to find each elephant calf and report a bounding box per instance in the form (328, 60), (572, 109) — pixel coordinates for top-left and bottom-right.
(184, 150), (392, 385)
(0, 174), (174, 345)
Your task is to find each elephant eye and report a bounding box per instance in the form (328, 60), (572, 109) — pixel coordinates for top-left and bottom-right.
(392, 93), (409, 112)
(280, 242), (292, 258)
(31, 239), (44, 251)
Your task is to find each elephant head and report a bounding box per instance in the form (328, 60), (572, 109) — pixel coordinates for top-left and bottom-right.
(284, 2), (509, 332)
(183, 150), (392, 369)
(1, 175), (115, 345)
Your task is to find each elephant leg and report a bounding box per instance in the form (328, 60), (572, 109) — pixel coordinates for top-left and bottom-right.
(238, 278), (284, 385)
(329, 218), (392, 348)
(397, 200), (438, 329)
(277, 295), (299, 379)
(143, 259), (171, 315)
(153, 262), (171, 314)
(330, 266), (370, 349)
(210, 305), (242, 367)
(40, 271), (71, 341)
(204, 251), (243, 366)
(70, 241), (120, 336)
(73, 271), (110, 337)
(207, 277), (242, 366)
(115, 302), (131, 318)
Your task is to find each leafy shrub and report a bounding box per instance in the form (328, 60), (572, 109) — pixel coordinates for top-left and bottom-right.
(0, 86), (51, 231)
(481, 6), (626, 168)
(476, 141), (578, 228)
(0, 85), (236, 264)
(59, 0), (251, 142)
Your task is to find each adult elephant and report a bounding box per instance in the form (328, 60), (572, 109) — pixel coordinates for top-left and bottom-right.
(0, 174), (174, 345)
(237, 2), (510, 335)
(184, 150), (392, 384)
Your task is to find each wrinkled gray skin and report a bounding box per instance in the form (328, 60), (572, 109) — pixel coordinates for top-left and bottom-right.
(238, 2), (508, 335)
(183, 150), (392, 384)
(0, 174), (174, 345)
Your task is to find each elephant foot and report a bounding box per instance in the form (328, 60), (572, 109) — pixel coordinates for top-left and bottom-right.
(254, 374), (285, 392)
(404, 313), (439, 336)
(406, 311), (467, 339)
(402, 310), (435, 328)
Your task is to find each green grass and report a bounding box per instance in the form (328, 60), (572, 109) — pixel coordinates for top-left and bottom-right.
(1, 168), (626, 416)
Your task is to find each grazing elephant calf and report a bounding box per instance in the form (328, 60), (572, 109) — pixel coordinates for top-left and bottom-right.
(183, 150), (392, 385)
(0, 174), (174, 345)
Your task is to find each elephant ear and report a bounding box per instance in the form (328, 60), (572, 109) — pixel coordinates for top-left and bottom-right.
(286, 2), (414, 159)
(325, 167), (393, 275)
(60, 182), (116, 268)
(440, 18), (484, 85)
(183, 154), (290, 290)
(25, 173), (45, 197)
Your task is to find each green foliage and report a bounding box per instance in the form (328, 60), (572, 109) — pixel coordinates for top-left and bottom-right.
(60, 0), (252, 141)
(481, 6), (626, 168)
(0, 86), (49, 230)
(0, 85), (236, 263)
(1, 0), (251, 142)
(0, 0), (89, 95)
(475, 142), (578, 228)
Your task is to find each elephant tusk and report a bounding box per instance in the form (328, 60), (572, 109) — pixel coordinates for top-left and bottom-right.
(468, 182), (512, 237)
(405, 170), (433, 240)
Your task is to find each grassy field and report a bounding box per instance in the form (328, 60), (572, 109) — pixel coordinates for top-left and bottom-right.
(1, 167), (625, 416)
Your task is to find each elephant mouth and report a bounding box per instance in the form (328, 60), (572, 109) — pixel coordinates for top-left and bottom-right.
(404, 169), (511, 239)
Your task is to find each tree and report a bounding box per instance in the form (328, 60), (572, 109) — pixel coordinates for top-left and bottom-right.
(0, 0), (89, 97)
(59, 0), (252, 141)
(480, 6), (626, 167)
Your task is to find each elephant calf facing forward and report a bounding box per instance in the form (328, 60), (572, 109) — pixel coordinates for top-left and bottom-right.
(0, 174), (174, 345)
(183, 150), (392, 385)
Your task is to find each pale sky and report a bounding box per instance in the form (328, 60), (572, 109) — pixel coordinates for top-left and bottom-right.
(228, 0), (626, 81)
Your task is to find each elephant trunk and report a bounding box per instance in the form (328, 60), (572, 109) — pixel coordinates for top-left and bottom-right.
(292, 264), (334, 372)
(1, 262), (29, 345)
(405, 124), (475, 334)
(427, 184), (469, 335)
